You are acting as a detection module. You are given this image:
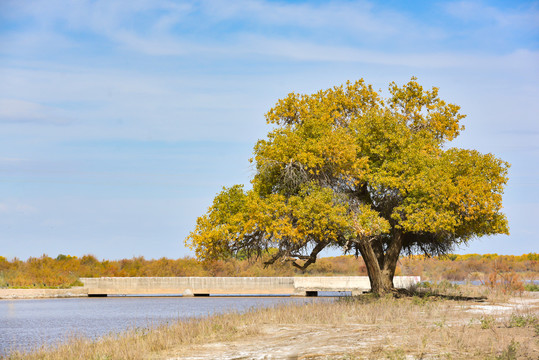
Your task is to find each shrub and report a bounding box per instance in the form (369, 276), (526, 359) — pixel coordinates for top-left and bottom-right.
(507, 314), (537, 328)
(524, 283), (539, 291)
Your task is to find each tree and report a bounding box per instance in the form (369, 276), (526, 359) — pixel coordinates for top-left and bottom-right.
(186, 78), (509, 295)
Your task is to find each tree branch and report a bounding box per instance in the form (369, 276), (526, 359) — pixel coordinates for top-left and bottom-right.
(289, 241), (328, 270)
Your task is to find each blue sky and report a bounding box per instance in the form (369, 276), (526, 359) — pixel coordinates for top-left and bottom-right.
(0, 0), (538, 260)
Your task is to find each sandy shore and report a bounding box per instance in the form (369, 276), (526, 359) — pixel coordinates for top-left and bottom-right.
(156, 294), (539, 359)
(0, 287), (88, 299)
(6, 290), (538, 359)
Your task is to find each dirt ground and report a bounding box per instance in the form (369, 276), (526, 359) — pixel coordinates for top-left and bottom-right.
(157, 295), (539, 360)
(0, 288), (87, 299)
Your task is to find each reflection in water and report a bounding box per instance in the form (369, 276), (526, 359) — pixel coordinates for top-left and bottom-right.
(6, 302), (16, 318)
(0, 296), (333, 355)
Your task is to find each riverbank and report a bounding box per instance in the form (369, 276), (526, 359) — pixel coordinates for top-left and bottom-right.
(4, 287), (538, 359)
(159, 293), (538, 359)
(0, 288), (87, 299)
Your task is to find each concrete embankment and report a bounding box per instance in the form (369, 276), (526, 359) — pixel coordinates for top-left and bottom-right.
(1, 276), (422, 298)
(80, 276), (421, 296)
(0, 287), (88, 299)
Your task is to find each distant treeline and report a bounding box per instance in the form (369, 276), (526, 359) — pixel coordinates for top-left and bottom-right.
(0, 253), (537, 288)
(400, 253), (539, 282)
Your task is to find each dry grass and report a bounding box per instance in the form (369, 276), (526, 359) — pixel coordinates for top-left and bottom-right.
(4, 287), (538, 359)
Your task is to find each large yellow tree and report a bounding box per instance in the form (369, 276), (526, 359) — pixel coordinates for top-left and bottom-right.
(186, 78), (509, 294)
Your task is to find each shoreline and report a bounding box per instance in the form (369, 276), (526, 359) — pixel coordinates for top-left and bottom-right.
(5, 288), (538, 359)
(2, 286), (538, 300)
(0, 288), (88, 299)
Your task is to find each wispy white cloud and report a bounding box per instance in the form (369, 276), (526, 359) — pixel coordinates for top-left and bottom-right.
(232, 35), (539, 69)
(0, 157), (26, 163)
(441, 1), (539, 52)
(1, 0), (193, 55)
(111, 30), (199, 56)
(444, 0), (539, 29)
(0, 31), (74, 55)
(2, 0), (536, 59)
(0, 99), (72, 125)
(0, 201), (37, 215)
(200, 0), (409, 36)
(0, 0), (447, 57)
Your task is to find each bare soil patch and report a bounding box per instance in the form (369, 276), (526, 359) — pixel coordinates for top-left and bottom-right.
(0, 288), (87, 299)
(156, 295), (539, 360)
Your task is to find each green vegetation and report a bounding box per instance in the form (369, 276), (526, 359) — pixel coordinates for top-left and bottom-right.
(508, 314), (537, 328)
(480, 315), (496, 329)
(524, 283), (539, 291)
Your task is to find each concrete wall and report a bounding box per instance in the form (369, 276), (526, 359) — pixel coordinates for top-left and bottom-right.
(80, 276), (421, 296)
(81, 277), (295, 296)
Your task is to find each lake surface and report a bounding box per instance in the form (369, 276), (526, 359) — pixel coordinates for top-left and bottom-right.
(0, 295), (335, 356)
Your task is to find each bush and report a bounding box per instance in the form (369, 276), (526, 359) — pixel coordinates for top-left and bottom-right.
(524, 283), (539, 291)
(508, 314), (537, 328)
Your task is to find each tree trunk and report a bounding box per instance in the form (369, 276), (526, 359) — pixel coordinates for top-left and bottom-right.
(357, 230), (403, 295)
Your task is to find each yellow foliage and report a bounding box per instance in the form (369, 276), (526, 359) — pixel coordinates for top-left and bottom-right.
(2, 253), (535, 288)
(186, 78), (510, 271)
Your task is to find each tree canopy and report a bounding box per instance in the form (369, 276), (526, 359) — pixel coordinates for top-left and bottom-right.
(186, 78), (509, 294)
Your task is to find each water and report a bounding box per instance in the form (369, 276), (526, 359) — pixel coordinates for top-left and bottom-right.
(0, 295), (334, 355)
